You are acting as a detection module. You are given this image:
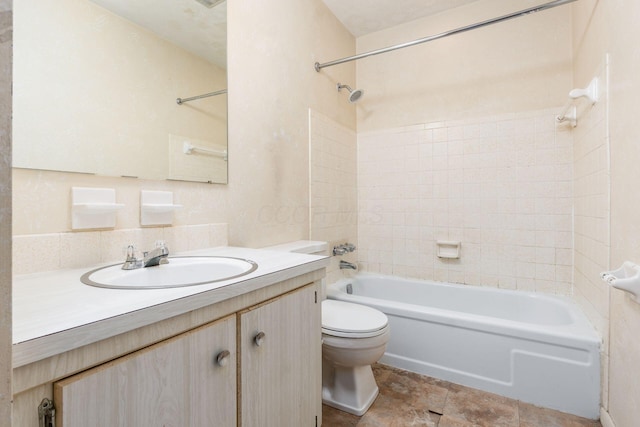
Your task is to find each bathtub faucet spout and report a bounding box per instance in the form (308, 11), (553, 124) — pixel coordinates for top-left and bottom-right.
(340, 260), (357, 270)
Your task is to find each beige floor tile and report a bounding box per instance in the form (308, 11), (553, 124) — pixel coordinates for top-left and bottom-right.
(321, 364), (602, 427)
(442, 383), (519, 427)
(438, 414), (481, 427)
(373, 364), (449, 414)
(322, 405), (360, 427)
(359, 392), (440, 426)
(518, 402), (600, 427)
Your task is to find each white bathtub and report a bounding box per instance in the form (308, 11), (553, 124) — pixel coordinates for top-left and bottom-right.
(326, 274), (601, 419)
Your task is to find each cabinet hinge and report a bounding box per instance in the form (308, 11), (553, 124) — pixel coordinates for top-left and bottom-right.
(38, 398), (56, 427)
(314, 291), (317, 303)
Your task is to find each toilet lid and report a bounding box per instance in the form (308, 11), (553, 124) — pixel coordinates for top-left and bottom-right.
(322, 300), (388, 336)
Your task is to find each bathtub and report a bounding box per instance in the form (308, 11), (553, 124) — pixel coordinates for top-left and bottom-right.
(327, 274), (601, 419)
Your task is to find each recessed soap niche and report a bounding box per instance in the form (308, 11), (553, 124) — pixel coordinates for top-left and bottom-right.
(436, 240), (461, 259)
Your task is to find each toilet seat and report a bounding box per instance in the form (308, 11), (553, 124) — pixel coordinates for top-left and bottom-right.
(322, 300), (388, 338)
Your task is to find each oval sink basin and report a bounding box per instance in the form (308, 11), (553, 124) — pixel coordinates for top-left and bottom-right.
(81, 256), (258, 289)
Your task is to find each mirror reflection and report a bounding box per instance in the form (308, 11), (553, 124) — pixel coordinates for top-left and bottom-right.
(13, 0), (228, 184)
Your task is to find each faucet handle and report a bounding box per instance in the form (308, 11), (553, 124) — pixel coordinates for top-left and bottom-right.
(122, 244), (143, 270)
(333, 246), (347, 256)
(154, 240), (169, 257)
(125, 244), (137, 260)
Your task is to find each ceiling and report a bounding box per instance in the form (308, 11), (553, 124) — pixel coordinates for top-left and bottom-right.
(88, 0), (481, 67)
(89, 0), (227, 68)
(322, 0), (481, 37)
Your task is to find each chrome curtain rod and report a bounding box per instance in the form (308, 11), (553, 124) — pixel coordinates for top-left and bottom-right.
(314, 0), (577, 72)
(176, 89), (227, 105)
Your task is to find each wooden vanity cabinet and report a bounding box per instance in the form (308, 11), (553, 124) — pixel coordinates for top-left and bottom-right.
(54, 315), (237, 427)
(40, 283), (321, 427)
(240, 283), (320, 426)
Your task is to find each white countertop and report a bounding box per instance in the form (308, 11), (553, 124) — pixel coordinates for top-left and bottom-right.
(13, 246), (329, 367)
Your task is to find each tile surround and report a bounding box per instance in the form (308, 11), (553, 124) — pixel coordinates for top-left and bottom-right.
(309, 109), (358, 285)
(12, 223), (228, 276)
(571, 63), (610, 335)
(357, 109), (574, 295)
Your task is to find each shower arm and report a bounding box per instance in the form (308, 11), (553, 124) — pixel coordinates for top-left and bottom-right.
(314, 0), (577, 72)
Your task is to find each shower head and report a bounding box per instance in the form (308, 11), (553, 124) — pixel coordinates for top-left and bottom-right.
(337, 83), (364, 103)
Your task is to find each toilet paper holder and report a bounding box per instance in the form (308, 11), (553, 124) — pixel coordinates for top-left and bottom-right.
(601, 261), (640, 303)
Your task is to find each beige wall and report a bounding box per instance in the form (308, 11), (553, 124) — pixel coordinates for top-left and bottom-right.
(573, 0), (640, 425)
(226, 0), (355, 248)
(356, 0), (573, 132)
(12, 0), (355, 248)
(0, 1), (11, 425)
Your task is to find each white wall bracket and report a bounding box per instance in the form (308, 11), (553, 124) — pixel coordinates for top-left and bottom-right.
(601, 261), (640, 303)
(71, 187), (124, 230)
(140, 190), (182, 226)
(556, 77), (599, 127)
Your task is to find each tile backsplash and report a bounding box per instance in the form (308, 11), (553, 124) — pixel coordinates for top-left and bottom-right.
(13, 223), (228, 275)
(357, 109), (574, 295)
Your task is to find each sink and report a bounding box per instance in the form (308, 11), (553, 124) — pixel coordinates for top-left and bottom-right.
(81, 256), (258, 289)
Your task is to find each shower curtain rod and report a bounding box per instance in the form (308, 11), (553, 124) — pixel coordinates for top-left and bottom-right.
(176, 88), (227, 105)
(314, 0), (577, 72)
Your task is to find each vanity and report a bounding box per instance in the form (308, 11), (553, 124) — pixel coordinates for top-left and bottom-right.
(12, 246), (329, 426)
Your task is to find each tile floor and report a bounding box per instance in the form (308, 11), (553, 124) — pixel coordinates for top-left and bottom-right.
(322, 364), (602, 427)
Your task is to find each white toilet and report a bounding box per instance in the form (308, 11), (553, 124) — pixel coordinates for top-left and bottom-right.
(321, 299), (389, 415)
(262, 240), (390, 416)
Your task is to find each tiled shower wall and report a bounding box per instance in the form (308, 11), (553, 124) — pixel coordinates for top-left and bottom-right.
(309, 109), (357, 285)
(573, 60), (610, 338)
(358, 109), (574, 295)
(571, 59), (611, 410)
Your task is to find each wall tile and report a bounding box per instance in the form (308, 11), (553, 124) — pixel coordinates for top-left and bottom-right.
(358, 109), (574, 294)
(309, 110), (357, 285)
(12, 222), (229, 276)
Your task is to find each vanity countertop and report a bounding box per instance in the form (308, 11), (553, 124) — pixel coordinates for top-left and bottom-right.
(12, 246), (329, 368)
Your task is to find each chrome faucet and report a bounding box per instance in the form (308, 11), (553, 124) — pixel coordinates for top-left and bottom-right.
(143, 241), (170, 267)
(339, 260), (357, 270)
(122, 241), (170, 270)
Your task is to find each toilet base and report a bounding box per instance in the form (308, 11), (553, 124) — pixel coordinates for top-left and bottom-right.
(322, 362), (380, 416)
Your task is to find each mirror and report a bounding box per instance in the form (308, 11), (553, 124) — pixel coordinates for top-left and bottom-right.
(12, 0), (228, 184)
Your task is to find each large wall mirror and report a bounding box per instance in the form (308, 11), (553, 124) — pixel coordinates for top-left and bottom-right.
(13, 0), (228, 184)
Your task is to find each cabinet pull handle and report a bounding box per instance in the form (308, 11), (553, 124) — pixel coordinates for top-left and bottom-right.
(216, 350), (231, 367)
(254, 331), (266, 347)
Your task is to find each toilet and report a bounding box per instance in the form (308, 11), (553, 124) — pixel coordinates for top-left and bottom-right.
(262, 240), (390, 416)
(321, 299), (389, 415)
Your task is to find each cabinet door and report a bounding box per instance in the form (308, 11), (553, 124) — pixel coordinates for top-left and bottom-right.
(240, 284), (321, 426)
(54, 315), (237, 427)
